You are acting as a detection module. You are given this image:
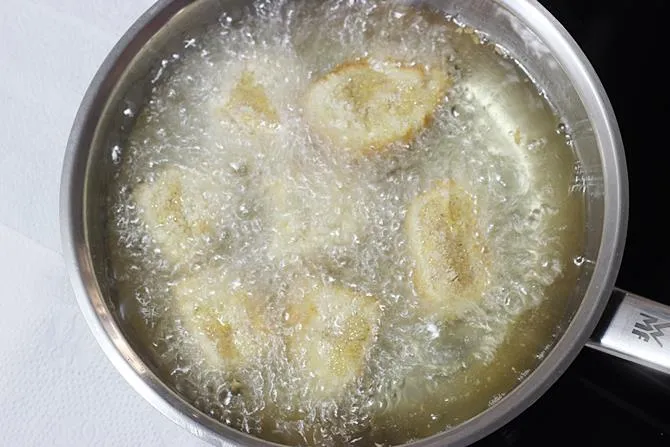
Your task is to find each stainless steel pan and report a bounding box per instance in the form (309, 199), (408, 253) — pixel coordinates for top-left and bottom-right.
(60, 0), (670, 445)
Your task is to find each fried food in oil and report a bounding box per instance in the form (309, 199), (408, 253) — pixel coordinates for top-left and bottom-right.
(173, 269), (269, 370)
(405, 180), (489, 320)
(304, 59), (449, 155)
(283, 280), (381, 400)
(133, 167), (225, 265)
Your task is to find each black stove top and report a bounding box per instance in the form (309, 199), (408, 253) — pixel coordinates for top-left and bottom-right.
(477, 1), (670, 445)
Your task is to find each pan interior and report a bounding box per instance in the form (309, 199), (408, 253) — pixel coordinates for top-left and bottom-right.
(83, 0), (604, 445)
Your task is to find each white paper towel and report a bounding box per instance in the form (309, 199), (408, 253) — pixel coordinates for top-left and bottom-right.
(0, 0), (158, 253)
(0, 226), (208, 447)
(0, 0), (210, 445)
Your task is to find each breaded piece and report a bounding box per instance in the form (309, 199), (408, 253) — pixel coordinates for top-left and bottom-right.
(210, 47), (308, 138)
(132, 167), (224, 265)
(283, 280), (380, 400)
(207, 57), (306, 165)
(215, 70), (280, 131)
(405, 180), (489, 320)
(261, 172), (363, 261)
(173, 269), (268, 370)
(303, 59), (450, 155)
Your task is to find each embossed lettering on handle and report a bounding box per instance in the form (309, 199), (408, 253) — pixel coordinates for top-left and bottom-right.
(587, 288), (670, 374)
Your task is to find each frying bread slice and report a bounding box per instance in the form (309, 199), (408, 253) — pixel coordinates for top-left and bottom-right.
(304, 59), (449, 155)
(207, 55), (308, 167)
(173, 269), (268, 371)
(261, 174), (362, 261)
(214, 70), (280, 132)
(133, 167), (227, 266)
(405, 180), (489, 320)
(209, 49), (307, 142)
(283, 280), (381, 401)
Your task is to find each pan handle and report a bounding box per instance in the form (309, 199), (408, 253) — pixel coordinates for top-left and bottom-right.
(587, 288), (670, 374)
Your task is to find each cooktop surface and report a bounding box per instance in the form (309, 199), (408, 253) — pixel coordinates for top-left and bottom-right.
(476, 1), (670, 445)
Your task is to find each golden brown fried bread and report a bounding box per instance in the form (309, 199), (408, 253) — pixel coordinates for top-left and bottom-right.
(256, 149), (368, 263)
(133, 167), (225, 266)
(215, 70), (280, 131)
(210, 49), (307, 139)
(261, 172), (364, 262)
(173, 269), (269, 371)
(303, 59), (449, 155)
(405, 180), (489, 320)
(283, 280), (381, 401)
